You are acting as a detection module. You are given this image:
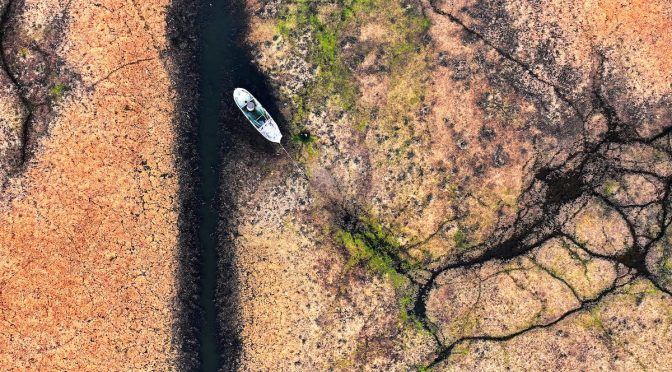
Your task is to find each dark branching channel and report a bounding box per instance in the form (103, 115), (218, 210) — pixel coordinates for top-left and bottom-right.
(389, 2), (672, 367)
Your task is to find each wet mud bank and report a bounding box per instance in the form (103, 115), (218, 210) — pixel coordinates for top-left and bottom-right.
(167, 0), (285, 370)
(166, 0), (201, 369)
(212, 0), (288, 369)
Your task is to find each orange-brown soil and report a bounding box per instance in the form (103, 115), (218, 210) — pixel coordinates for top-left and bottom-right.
(0, 0), (182, 369)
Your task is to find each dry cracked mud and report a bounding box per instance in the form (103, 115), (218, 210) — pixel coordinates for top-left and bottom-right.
(231, 0), (672, 369)
(0, 0), (190, 368)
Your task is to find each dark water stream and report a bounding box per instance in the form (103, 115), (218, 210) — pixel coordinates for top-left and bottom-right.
(194, 0), (283, 370)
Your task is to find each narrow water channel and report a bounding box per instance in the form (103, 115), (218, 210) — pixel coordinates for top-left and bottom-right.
(194, 0), (283, 370)
(195, 0), (226, 365)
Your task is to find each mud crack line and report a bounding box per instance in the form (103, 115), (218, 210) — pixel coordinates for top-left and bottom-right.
(0, 0), (32, 169)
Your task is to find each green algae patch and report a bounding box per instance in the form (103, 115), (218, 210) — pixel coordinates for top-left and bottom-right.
(398, 293), (430, 332)
(335, 228), (407, 288)
(49, 83), (66, 98)
(334, 215), (435, 330)
(334, 215), (422, 287)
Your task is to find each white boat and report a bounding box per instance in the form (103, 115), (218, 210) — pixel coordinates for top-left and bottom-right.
(233, 88), (282, 143)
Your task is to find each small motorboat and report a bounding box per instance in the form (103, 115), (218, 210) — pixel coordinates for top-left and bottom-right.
(233, 88), (282, 143)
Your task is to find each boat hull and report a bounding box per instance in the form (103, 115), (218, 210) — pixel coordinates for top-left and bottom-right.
(233, 88), (282, 143)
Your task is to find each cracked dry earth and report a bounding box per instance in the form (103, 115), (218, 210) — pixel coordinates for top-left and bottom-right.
(0, 0), (181, 369)
(234, 0), (672, 369)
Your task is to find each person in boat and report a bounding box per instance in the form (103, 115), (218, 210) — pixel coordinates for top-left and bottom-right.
(245, 100), (267, 127)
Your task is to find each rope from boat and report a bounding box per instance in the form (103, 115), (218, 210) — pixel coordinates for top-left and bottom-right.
(278, 143), (307, 178)
(277, 141), (400, 247)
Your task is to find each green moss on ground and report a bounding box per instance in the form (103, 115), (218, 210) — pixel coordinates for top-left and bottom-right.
(453, 228), (473, 252)
(276, 0), (431, 129)
(334, 215), (434, 330)
(603, 180), (619, 196)
(49, 83), (66, 97)
(335, 221), (408, 288)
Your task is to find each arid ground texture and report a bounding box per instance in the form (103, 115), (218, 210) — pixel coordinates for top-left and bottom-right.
(0, 0), (183, 369)
(1, 0), (671, 370)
